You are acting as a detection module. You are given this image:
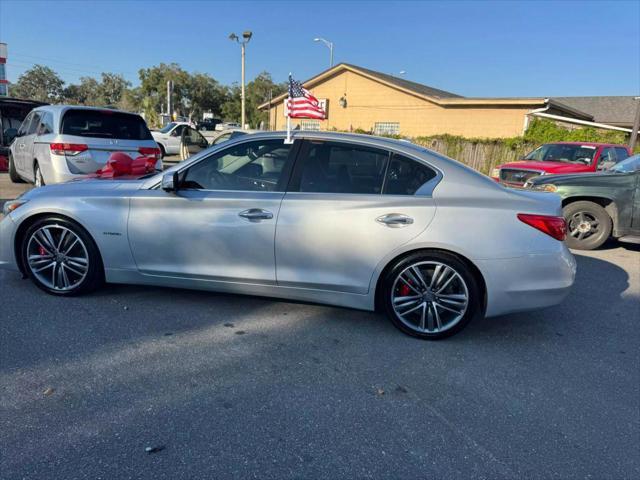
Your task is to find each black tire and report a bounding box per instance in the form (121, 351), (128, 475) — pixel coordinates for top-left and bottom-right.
(563, 201), (612, 250)
(381, 251), (481, 340)
(158, 144), (166, 159)
(21, 216), (104, 296)
(34, 162), (45, 187)
(8, 153), (24, 183)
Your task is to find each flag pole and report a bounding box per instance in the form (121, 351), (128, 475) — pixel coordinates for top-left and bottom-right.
(285, 73), (293, 144)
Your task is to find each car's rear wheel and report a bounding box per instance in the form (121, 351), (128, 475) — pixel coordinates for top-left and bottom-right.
(21, 217), (103, 296)
(8, 153), (24, 183)
(381, 251), (481, 340)
(563, 201), (612, 250)
(34, 162), (45, 187)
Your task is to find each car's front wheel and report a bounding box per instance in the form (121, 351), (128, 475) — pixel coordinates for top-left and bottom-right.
(21, 217), (104, 295)
(563, 201), (612, 250)
(381, 251), (481, 340)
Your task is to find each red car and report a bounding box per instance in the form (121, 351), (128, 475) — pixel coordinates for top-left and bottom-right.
(491, 142), (632, 187)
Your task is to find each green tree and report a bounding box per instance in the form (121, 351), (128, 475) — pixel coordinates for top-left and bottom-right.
(99, 73), (131, 106)
(138, 63), (191, 116)
(11, 65), (65, 103)
(188, 73), (227, 119)
(221, 72), (287, 128)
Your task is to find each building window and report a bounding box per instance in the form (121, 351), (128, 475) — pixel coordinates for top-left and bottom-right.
(0, 83), (7, 97)
(300, 120), (321, 131)
(374, 122), (400, 136)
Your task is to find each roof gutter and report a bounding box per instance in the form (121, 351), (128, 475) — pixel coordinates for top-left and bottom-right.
(530, 111), (635, 133)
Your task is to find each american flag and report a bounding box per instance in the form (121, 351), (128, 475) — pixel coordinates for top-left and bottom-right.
(287, 75), (326, 119)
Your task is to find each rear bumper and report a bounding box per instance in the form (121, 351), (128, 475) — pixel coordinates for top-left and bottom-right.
(479, 245), (576, 317)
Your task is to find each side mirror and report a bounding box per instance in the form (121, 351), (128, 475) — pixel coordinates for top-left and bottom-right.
(162, 172), (179, 191)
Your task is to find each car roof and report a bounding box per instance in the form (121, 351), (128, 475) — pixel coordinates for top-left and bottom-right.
(32, 104), (142, 116)
(546, 141), (628, 148)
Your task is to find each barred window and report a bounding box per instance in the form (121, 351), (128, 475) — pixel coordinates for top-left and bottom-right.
(374, 122), (400, 136)
(300, 120), (321, 131)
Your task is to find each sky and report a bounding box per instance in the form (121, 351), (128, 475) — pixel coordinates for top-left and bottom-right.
(0, 0), (638, 97)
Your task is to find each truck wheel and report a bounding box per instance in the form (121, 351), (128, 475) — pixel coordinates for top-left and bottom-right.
(564, 201), (612, 250)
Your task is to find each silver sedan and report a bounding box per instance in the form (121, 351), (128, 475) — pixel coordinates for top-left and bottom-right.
(0, 132), (576, 339)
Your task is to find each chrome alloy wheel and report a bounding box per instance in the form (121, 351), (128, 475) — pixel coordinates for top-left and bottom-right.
(26, 225), (89, 291)
(391, 261), (469, 334)
(568, 211), (599, 241)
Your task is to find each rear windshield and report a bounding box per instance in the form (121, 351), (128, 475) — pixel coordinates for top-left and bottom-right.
(524, 144), (597, 164)
(61, 109), (153, 140)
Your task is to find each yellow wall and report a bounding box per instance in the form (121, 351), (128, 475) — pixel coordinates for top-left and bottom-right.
(268, 70), (535, 138)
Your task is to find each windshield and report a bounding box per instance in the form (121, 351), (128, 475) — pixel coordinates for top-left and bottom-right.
(158, 122), (177, 133)
(611, 154), (640, 173)
(524, 144), (597, 164)
(61, 109), (153, 140)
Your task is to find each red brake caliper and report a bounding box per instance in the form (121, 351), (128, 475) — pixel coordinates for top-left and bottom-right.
(399, 283), (411, 296)
(39, 245), (48, 256)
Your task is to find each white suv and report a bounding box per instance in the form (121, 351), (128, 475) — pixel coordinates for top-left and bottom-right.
(8, 105), (161, 185)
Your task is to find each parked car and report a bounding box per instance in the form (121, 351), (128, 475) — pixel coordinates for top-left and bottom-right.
(208, 129), (259, 146)
(0, 132), (576, 340)
(215, 122), (241, 131)
(151, 121), (193, 158)
(8, 105), (161, 186)
(491, 142), (631, 187)
(525, 154), (640, 250)
(0, 98), (47, 172)
(196, 118), (221, 131)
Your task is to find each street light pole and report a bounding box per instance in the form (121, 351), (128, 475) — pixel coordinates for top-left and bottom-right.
(229, 31), (253, 129)
(313, 37), (334, 67)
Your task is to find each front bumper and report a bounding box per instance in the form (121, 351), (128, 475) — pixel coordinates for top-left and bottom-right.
(479, 245), (576, 317)
(0, 214), (19, 272)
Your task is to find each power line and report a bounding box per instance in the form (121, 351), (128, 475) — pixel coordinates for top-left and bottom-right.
(10, 52), (138, 76)
(6, 60), (136, 80)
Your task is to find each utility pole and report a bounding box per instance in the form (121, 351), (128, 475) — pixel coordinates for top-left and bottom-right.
(166, 80), (173, 122)
(229, 31), (253, 129)
(629, 96), (640, 152)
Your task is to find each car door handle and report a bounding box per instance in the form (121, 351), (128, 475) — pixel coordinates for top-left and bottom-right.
(238, 208), (274, 221)
(376, 213), (414, 227)
(19, 143), (25, 149)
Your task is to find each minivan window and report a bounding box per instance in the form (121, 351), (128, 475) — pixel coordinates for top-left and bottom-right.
(298, 141), (390, 194)
(383, 154), (437, 195)
(61, 109), (153, 140)
(37, 112), (54, 135)
(16, 112), (33, 137)
(27, 112), (42, 135)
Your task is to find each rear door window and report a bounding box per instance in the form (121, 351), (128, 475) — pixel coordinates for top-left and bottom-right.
(295, 141), (390, 194)
(383, 153), (437, 195)
(61, 109), (153, 140)
(36, 112), (54, 135)
(614, 147), (630, 162)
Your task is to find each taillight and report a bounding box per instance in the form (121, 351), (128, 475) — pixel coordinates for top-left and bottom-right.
(518, 213), (567, 241)
(138, 147), (161, 159)
(50, 143), (88, 156)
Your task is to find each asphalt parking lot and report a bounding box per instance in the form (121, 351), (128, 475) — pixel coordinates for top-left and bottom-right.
(0, 173), (639, 479)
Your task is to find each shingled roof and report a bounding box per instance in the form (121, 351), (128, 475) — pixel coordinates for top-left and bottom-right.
(340, 63), (463, 100)
(551, 96), (639, 127)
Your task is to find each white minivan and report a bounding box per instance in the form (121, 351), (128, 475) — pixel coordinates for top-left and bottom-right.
(8, 105), (161, 185)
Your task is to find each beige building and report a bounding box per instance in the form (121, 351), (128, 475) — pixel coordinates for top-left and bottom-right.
(259, 63), (623, 139)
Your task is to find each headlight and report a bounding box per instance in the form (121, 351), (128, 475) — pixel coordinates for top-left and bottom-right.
(530, 184), (557, 192)
(491, 168), (500, 178)
(2, 199), (28, 216)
